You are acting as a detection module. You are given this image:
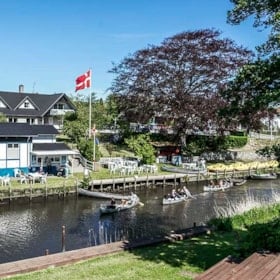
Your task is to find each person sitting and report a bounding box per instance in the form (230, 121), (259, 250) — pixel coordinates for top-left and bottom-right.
(182, 186), (194, 198)
(109, 198), (116, 209)
(171, 189), (180, 199)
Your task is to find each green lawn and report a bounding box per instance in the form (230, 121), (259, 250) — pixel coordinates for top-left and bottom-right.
(5, 232), (235, 280)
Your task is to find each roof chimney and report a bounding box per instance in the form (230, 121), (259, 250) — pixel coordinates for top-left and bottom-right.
(19, 84), (24, 93)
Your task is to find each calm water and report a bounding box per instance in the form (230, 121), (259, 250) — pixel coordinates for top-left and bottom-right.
(0, 179), (279, 264)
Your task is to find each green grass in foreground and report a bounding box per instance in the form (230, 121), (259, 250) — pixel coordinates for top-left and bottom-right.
(5, 232), (235, 280)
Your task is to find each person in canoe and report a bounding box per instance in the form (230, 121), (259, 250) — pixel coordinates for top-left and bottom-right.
(182, 186), (194, 198)
(109, 198), (116, 209)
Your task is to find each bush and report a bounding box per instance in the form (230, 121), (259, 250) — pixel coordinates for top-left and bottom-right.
(241, 218), (280, 254)
(208, 217), (233, 232)
(224, 135), (248, 148)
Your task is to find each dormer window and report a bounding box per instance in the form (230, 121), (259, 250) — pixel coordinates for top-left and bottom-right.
(24, 101), (30, 108)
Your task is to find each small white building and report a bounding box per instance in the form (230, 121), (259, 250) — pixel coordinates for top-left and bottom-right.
(0, 123), (77, 177)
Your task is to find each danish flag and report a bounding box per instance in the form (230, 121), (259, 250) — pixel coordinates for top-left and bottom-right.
(75, 70), (91, 92)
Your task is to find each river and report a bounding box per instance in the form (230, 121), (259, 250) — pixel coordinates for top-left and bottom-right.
(0, 179), (279, 264)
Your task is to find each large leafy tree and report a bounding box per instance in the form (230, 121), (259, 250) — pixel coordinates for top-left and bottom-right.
(227, 0), (280, 56)
(110, 29), (252, 137)
(221, 56), (280, 132)
(125, 134), (156, 164)
(223, 0), (280, 132)
(63, 93), (118, 161)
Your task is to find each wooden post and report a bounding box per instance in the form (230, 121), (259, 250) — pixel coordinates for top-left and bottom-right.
(61, 225), (66, 252)
(29, 183), (32, 201)
(76, 180), (79, 199)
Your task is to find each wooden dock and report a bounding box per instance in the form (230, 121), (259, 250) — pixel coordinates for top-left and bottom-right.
(195, 252), (280, 280)
(87, 173), (187, 192)
(0, 167), (276, 203)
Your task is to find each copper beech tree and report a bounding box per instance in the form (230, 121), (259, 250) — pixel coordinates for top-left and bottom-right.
(110, 29), (253, 137)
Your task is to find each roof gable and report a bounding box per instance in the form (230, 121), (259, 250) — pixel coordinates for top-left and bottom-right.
(0, 91), (76, 117)
(0, 96), (11, 109)
(14, 96), (39, 110)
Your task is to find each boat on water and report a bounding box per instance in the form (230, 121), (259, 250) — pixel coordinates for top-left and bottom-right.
(99, 194), (140, 214)
(162, 195), (188, 205)
(162, 186), (194, 205)
(231, 178), (247, 186)
(161, 165), (207, 175)
(203, 181), (233, 192)
(78, 188), (132, 200)
(249, 173), (277, 180)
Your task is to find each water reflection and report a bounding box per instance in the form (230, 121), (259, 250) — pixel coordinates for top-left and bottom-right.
(0, 179), (279, 264)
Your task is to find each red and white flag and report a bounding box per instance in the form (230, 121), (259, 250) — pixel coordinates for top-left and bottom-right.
(75, 70), (91, 92)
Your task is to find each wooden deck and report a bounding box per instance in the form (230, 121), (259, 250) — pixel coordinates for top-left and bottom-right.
(195, 252), (280, 280)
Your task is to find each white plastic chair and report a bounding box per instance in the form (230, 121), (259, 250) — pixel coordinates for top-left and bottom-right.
(2, 175), (11, 186)
(40, 173), (47, 184)
(19, 174), (27, 184)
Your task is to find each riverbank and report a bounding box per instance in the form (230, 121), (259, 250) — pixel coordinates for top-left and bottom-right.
(2, 200), (280, 280)
(0, 225), (211, 279)
(0, 164), (278, 203)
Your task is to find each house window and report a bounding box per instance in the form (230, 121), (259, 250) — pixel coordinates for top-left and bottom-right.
(8, 118), (17, 123)
(32, 155), (37, 165)
(54, 103), (64, 110)
(24, 101), (30, 108)
(26, 118), (35, 124)
(7, 143), (19, 159)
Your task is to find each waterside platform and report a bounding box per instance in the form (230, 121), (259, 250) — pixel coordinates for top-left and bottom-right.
(0, 167), (277, 203)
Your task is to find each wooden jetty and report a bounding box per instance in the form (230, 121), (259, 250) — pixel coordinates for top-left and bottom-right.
(0, 166), (277, 203)
(87, 173), (187, 193)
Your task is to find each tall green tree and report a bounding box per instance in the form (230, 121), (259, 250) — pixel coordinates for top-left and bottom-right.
(125, 134), (156, 164)
(222, 1), (280, 132)
(228, 0), (280, 56)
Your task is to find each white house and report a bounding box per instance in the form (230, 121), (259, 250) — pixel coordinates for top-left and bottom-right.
(0, 123), (78, 177)
(0, 86), (76, 131)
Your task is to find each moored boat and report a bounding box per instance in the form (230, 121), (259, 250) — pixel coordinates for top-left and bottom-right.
(161, 165), (207, 175)
(249, 173), (277, 180)
(99, 193), (140, 214)
(78, 188), (132, 200)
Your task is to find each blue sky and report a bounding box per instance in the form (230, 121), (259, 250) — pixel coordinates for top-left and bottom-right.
(0, 0), (268, 98)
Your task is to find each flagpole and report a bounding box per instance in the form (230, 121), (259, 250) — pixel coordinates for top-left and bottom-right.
(88, 68), (92, 139)
(93, 123), (96, 163)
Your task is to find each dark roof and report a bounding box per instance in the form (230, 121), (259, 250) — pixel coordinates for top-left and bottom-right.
(33, 143), (71, 151)
(0, 91), (75, 117)
(0, 123), (58, 137)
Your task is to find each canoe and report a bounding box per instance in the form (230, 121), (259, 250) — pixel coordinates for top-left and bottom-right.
(249, 173), (277, 180)
(162, 195), (188, 205)
(78, 188), (132, 200)
(203, 181), (233, 192)
(99, 194), (140, 214)
(231, 178), (247, 186)
(161, 165), (207, 175)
